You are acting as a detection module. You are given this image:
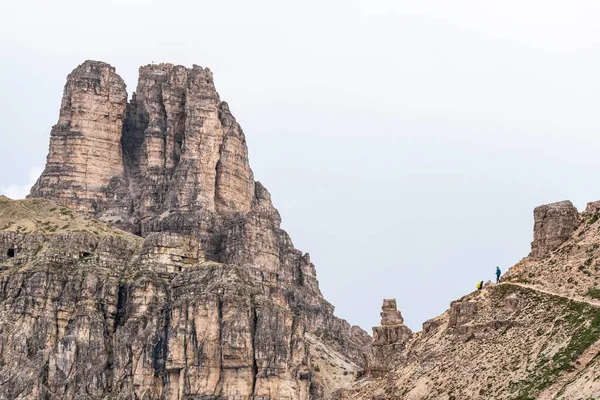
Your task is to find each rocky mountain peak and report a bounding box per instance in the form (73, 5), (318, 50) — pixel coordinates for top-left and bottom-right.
(31, 60), (258, 234)
(4, 61), (371, 400)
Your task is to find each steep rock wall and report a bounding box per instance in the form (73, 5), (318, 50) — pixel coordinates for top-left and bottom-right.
(30, 61), (127, 213)
(20, 60), (371, 399)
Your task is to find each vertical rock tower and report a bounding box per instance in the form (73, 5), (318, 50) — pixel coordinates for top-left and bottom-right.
(31, 61), (255, 233)
(368, 298), (412, 374)
(30, 61), (127, 212)
(122, 64), (255, 222)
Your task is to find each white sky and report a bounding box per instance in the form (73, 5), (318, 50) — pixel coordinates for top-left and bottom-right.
(1, 0), (600, 331)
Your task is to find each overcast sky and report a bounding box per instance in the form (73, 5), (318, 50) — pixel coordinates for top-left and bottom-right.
(1, 0), (600, 331)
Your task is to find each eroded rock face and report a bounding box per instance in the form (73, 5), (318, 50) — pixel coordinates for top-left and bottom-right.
(0, 199), (364, 399)
(32, 61), (256, 233)
(122, 64), (255, 222)
(530, 200), (579, 258)
(16, 61), (371, 399)
(0, 234), (308, 398)
(584, 200), (600, 216)
(30, 61), (127, 213)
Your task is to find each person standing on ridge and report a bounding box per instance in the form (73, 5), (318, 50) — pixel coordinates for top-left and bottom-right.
(496, 266), (501, 283)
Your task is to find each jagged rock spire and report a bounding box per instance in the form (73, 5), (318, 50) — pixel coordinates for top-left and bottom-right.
(30, 61), (127, 212)
(124, 63), (255, 219)
(368, 298), (412, 374)
(30, 61), (256, 233)
(373, 298), (412, 347)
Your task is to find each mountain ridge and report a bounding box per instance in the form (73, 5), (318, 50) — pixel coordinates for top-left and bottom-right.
(337, 199), (600, 399)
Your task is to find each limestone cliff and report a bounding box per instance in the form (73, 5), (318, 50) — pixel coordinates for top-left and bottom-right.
(0, 198), (311, 398)
(31, 61), (256, 234)
(30, 61), (127, 213)
(5, 60), (371, 400)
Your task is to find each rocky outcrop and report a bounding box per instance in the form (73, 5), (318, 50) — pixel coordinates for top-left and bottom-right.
(338, 281), (600, 400)
(530, 200), (579, 259)
(15, 61), (370, 399)
(30, 61), (127, 214)
(584, 200), (600, 216)
(367, 299), (412, 374)
(373, 299), (412, 345)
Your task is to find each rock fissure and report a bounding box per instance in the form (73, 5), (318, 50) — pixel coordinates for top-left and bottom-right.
(251, 305), (259, 397)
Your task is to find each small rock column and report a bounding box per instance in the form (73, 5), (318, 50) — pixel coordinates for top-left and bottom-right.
(368, 299), (412, 374)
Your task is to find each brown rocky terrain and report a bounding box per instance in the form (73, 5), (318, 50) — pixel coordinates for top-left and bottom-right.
(6, 59), (600, 400)
(337, 200), (600, 399)
(1, 60), (370, 400)
(0, 196), (364, 399)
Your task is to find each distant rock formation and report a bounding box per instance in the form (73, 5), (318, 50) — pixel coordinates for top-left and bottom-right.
(530, 200), (579, 259)
(367, 299), (412, 374)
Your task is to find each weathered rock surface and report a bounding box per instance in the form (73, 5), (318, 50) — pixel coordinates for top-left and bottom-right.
(337, 282), (600, 400)
(122, 63), (255, 224)
(0, 198), (366, 399)
(367, 299), (412, 375)
(9, 61), (371, 399)
(32, 61), (256, 234)
(530, 200), (579, 259)
(30, 61), (127, 214)
(23, 59), (600, 400)
(337, 198), (600, 399)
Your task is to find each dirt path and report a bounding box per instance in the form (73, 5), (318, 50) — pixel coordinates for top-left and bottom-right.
(501, 282), (600, 399)
(503, 281), (600, 308)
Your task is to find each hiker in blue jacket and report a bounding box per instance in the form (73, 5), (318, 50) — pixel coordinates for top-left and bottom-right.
(496, 266), (501, 283)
